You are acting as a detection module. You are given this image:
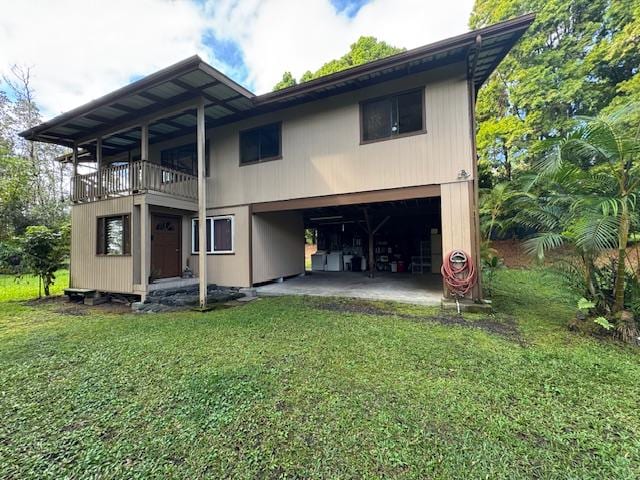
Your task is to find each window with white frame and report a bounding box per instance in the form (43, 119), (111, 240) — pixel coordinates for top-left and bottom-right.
(191, 215), (234, 254)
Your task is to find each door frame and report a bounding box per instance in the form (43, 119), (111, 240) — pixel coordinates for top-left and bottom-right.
(150, 213), (183, 280)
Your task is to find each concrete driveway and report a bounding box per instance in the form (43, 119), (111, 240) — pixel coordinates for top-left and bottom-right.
(255, 271), (443, 305)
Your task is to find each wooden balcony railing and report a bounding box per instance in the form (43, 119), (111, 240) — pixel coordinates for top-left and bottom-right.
(71, 161), (197, 203)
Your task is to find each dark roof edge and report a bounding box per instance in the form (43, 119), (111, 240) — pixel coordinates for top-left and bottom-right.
(20, 55), (255, 140)
(254, 13), (535, 105)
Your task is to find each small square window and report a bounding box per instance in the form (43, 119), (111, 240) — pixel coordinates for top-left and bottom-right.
(97, 215), (130, 255)
(361, 89), (424, 142)
(239, 123), (282, 165)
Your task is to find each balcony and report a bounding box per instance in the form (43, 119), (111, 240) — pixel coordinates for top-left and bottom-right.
(71, 160), (197, 203)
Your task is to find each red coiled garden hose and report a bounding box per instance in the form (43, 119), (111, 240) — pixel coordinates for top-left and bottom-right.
(441, 250), (477, 297)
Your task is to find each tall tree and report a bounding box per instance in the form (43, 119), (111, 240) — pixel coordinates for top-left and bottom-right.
(1, 65), (68, 230)
(470, 0), (640, 180)
(597, 0), (640, 124)
(273, 71), (297, 91)
(0, 147), (34, 240)
(273, 36), (405, 90)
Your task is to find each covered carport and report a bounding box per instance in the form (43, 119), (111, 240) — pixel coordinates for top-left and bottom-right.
(252, 185), (445, 305)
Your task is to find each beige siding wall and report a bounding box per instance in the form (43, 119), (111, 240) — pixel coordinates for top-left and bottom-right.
(188, 205), (251, 287)
(70, 197), (134, 293)
(127, 63), (472, 209)
(210, 64), (472, 207)
(252, 211), (304, 284)
(440, 181), (474, 255)
(440, 180), (477, 297)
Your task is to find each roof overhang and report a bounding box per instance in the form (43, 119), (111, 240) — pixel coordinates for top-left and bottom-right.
(20, 55), (255, 155)
(21, 13), (534, 158)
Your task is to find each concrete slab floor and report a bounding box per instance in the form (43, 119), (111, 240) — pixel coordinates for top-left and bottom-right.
(255, 271), (443, 305)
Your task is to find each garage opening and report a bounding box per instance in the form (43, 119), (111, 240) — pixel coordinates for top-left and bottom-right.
(254, 196), (444, 305)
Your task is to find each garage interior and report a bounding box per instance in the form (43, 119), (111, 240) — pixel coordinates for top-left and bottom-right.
(255, 197), (444, 305)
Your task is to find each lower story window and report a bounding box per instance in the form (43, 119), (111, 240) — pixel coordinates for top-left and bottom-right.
(191, 215), (234, 254)
(97, 214), (130, 255)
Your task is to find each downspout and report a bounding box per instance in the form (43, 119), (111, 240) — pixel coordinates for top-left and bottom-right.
(470, 35), (482, 83)
(468, 34), (484, 301)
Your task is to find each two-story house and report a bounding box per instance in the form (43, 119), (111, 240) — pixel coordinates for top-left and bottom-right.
(20, 14), (534, 306)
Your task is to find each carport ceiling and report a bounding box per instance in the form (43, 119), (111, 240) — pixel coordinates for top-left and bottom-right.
(303, 198), (440, 228)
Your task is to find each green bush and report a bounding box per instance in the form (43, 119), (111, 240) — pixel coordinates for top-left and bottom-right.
(0, 241), (23, 274)
(19, 226), (66, 297)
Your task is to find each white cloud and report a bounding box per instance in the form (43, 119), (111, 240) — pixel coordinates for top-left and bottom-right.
(0, 0), (211, 118)
(205, 0), (475, 93)
(0, 0), (475, 119)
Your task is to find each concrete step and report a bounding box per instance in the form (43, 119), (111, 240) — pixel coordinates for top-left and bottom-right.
(239, 288), (257, 298)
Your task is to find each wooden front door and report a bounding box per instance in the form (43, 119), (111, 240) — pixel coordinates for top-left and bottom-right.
(151, 214), (182, 279)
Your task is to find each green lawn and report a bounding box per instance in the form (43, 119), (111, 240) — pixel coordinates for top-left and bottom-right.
(1, 268), (639, 479)
(0, 269), (69, 302)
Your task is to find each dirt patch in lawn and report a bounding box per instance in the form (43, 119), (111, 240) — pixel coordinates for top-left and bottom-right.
(24, 295), (132, 315)
(491, 239), (640, 274)
(492, 239), (576, 268)
(312, 298), (525, 345)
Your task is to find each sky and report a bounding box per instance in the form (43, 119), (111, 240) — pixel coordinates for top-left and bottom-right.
(0, 0), (474, 120)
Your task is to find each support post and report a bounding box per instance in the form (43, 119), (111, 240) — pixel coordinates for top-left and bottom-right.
(72, 144), (78, 176)
(71, 144), (78, 200)
(69, 144), (78, 288)
(467, 79), (483, 301)
(140, 202), (150, 296)
(364, 208), (376, 278)
(96, 137), (103, 197)
(196, 99), (207, 309)
(140, 123), (149, 161)
(139, 123), (149, 192)
(362, 209), (390, 278)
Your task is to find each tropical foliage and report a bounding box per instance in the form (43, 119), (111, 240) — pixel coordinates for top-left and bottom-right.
(495, 106), (640, 341)
(470, 0), (640, 182)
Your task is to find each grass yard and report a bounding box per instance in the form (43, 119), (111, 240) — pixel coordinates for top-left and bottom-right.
(0, 269), (69, 302)
(0, 268), (639, 478)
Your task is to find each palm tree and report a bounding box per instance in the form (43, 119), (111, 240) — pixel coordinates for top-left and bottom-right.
(479, 182), (529, 241)
(534, 104), (640, 313)
(518, 166), (616, 300)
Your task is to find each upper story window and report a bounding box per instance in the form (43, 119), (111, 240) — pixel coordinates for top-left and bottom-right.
(239, 122), (282, 165)
(96, 214), (130, 255)
(160, 142), (210, 176)
(360, 89), (425, 143)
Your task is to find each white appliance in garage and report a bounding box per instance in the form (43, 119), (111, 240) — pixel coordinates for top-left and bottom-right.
(325, 252), (343, 271)
(311, 253), (327, 271)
